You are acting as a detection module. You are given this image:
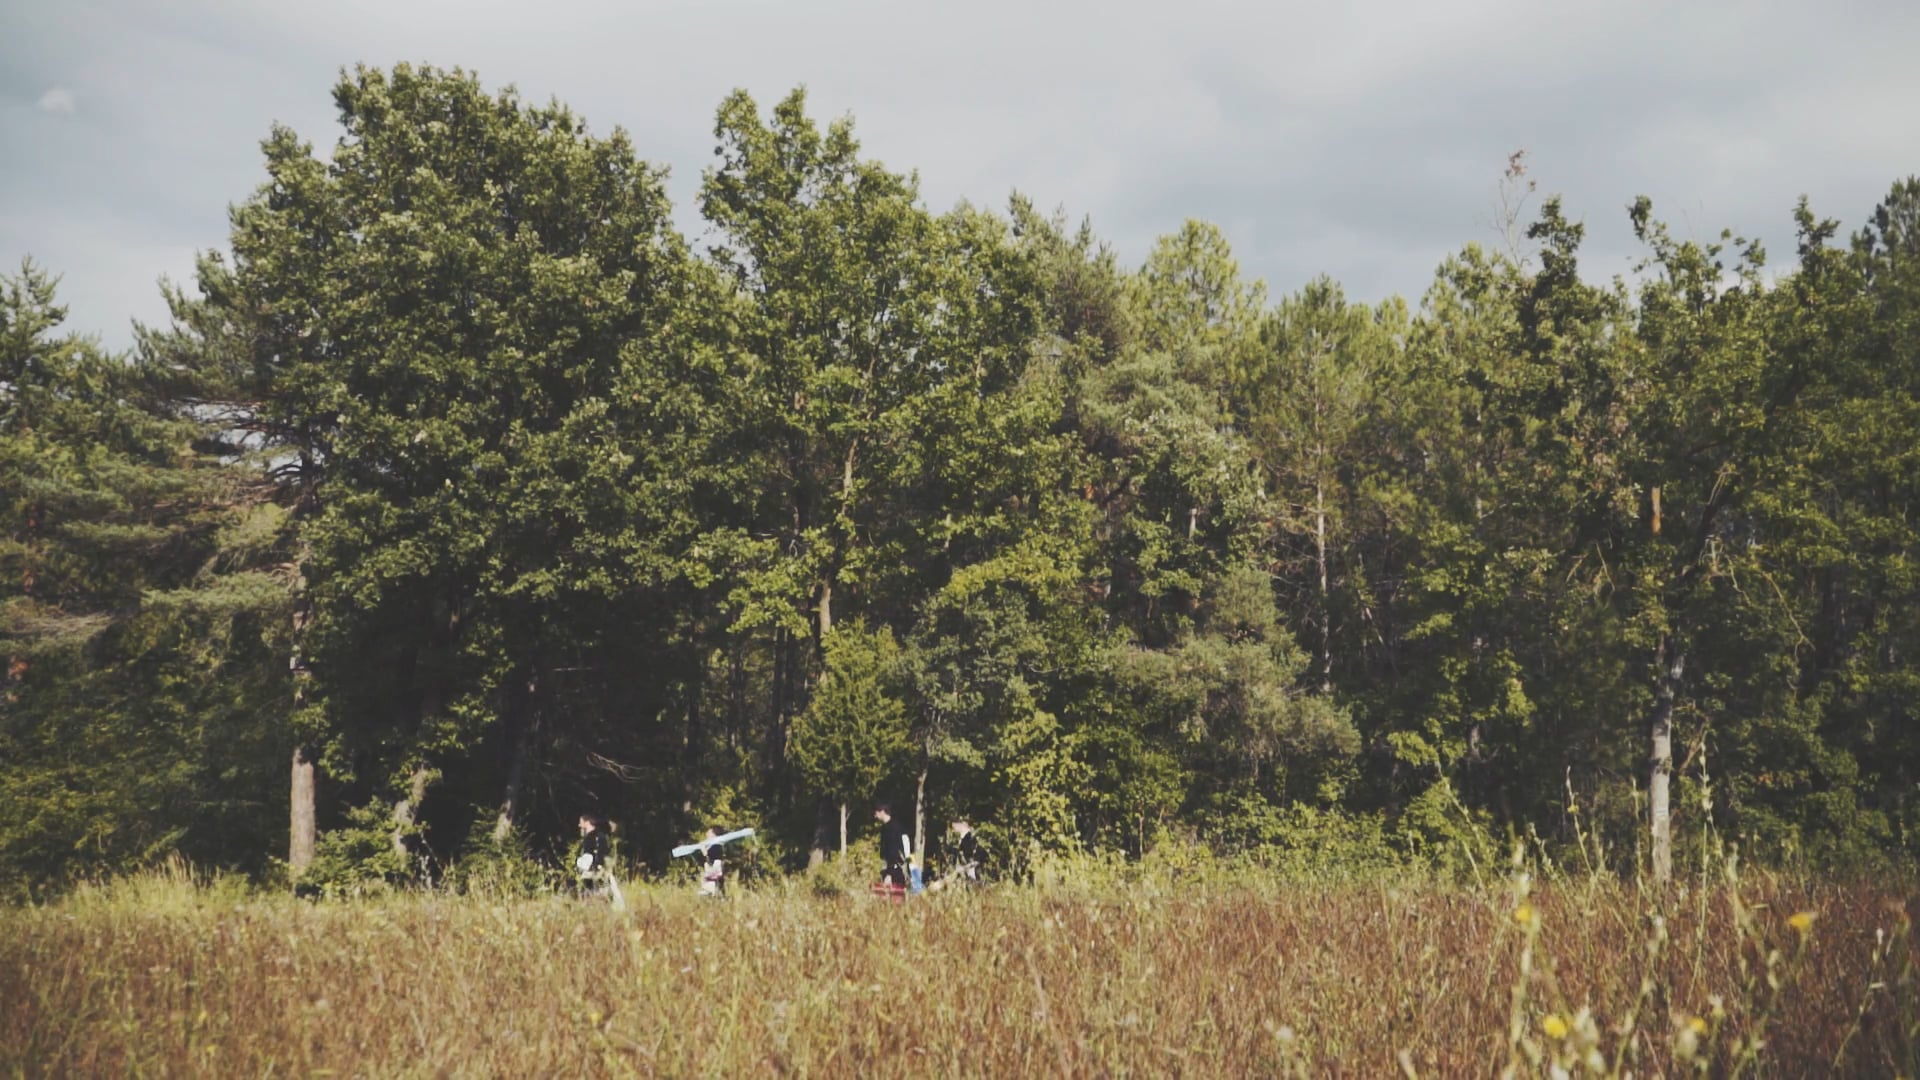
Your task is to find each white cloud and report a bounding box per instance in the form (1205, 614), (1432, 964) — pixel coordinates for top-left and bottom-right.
(36, 87), (76, 115)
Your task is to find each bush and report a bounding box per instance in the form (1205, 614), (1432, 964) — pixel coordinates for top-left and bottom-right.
(298, 801), (423, 898)
(1198, 791), (1415, 881)
(447, 822), (562, 898)
(798, 836), (882, 898)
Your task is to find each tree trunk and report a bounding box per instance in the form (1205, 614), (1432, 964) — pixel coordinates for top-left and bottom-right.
(771, 626), (791, 785)
(813, 440), (859, 647)
(1649, 636), (1685, 885)
(727, 645), (746, 752)
(397, 602), (450, 862)
(1314, 474), (1332, 693)
(288, 588), (314, 878)
(790, 625), (830, 869)
(808, 794), (831, 868)
(493, 735), (529, 845)
(493, 670), (535, 844)
(392, 765), (432, 860)
(913, 763), (928, 875)
(838, 801), (848, 857)
(681, 640), (705, 814)
(289, 746), (316, 875)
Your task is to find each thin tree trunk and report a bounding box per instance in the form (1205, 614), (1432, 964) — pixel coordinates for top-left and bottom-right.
(494, 735), (530, 845)
(838, 802), (848, 857)
(813, 438), (859, 647)
(1649, 636), (1684, 884)
(288, 589), (314, 878)
(681, 638), (706, 813)
(913, 763), (928, 877)
(728, 645), (746, 752)
(493, 669), (535, 844)
(394, 676), (442, 858)
(290, 746), (316, 874)
(771, 626), (790, 777)
(1314, 473), (1332, 693)
(392, 764), (432, 859)
(396, 595), (455, 862)
(809, 795), (832, 869)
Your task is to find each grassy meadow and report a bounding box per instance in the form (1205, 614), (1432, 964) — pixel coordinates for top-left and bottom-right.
(2, 858), (1914, 1078)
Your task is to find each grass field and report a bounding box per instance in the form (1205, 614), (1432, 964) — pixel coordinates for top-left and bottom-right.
(2, 863), (1914, 1077)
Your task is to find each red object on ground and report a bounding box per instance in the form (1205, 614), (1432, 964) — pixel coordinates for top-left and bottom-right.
(867, 882), (907, 904)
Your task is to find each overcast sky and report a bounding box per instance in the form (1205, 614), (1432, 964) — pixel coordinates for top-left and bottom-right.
(5, 0), (1918, 351)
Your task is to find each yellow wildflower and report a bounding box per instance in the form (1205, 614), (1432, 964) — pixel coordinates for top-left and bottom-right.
(1542, 1014), (1569, 1039)
(1688, 1016), (1708, 1035)
(1514, 903), (1536, 926)
(1788, 911), (1815, 934)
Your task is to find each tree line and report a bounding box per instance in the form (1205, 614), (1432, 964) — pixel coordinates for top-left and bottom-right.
(4, 64), (1916, 896)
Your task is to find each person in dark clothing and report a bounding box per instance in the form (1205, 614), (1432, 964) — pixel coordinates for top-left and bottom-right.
(949, 819), (984, 883)
(874, 801), (912, 888)
(928, 819), (984, 892)
(576, 814), (612, 899)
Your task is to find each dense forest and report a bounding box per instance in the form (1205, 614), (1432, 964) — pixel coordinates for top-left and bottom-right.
(3, 64), (1916, 897)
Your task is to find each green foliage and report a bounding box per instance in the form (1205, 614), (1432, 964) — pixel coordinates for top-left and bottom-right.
(1392, 781), (1503, 879)
(788, 623), (909, 814)
(299, 801), (422, 898)
(1134, 219), (1267, 396)
(6, 66), (1920, 892)
(1146, 565), (1357, 766)
(991, 696), (1089, 860)
(798, 835), (882, 897)
(446, 822), (560, 898)
(0, 260), (291, 900)
(1197, 793), (1408, 878)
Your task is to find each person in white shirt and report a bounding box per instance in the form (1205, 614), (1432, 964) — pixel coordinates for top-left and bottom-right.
(697, 826), (727, 897)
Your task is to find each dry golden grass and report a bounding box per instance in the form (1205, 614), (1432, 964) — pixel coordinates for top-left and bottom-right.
(1, 866), (1912, 1077)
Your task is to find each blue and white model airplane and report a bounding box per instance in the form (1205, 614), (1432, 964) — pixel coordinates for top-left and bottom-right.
(672, 827), (755, 858)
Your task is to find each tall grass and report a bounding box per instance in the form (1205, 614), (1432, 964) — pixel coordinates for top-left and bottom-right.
(2, 859), (1911, 1076)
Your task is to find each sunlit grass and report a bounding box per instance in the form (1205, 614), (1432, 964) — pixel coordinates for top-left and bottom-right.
(1, 863), (1911, 1076)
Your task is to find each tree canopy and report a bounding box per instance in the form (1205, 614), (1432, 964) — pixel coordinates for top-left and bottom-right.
(4, 64), (1917, 895)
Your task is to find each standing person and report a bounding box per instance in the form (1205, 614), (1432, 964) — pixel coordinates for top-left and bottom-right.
(874, 801), (911, 889)
(698, 826), (727, 898)
(928, 819), (985, 893)
(948, 819), (984, 884)
(576, 814), (611, 900)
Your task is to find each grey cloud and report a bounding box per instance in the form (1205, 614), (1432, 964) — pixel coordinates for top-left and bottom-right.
(4, 0), (1917, 349)
(1107, 0), (1920, 300)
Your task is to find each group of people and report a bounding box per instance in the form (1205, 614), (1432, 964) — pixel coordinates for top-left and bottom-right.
(873, 801), (983, 896)
(575, 816), (729, 899)
(572, 802), (985, 900)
